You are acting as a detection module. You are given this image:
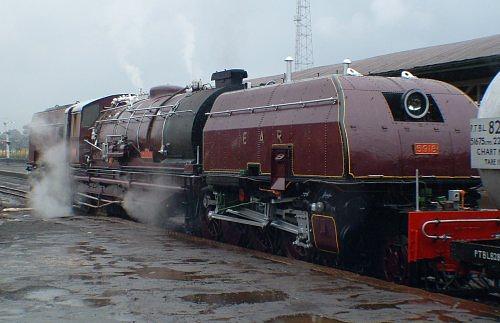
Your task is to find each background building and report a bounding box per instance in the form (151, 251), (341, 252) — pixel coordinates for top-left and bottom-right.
(250, 34), (500, 102)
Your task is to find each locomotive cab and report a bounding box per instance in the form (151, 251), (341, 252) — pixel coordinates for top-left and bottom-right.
(27, 104), (72, 170)
(65, 95), (123, 165)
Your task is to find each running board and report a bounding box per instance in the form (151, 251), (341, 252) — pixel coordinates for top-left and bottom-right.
(226, 207), (268, 223)
(208, 211), (268, 228)
(74, 192), (121, 209)
(270, 219), (299, 235)
(208, 211), (300, 235)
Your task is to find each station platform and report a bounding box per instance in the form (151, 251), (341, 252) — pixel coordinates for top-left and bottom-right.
(0, 210), (498, 322)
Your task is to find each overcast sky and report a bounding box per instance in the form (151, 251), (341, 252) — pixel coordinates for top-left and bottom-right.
(0, 0), (498, 128)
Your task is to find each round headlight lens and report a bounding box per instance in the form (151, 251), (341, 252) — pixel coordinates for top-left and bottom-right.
(403, 90), (429, 119)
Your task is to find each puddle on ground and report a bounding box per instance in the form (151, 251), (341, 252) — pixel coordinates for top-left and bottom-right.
(83, 281), (107, 286)
(67, 242), (109, 256)
(183, 258), (208, 263)
(182, 290), (288, 306)
(251, 254), (293, 265)
(68, 273), (94, 280)
(121, 255), (146, 263)
(15, 286), (70, 302)
(426, 310), (463, 323)
(0, 307), (26, 319)
(101, 290), (124, 297)
(310, 285), (363, 294)
(121, 266), (216, 281)
(353, 300), (409, 310)
(239, 269), (293, 277)
(84, 297), (112, 307)
(266, 313), (345, 323)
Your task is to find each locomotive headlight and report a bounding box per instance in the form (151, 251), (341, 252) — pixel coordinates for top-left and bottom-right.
(403, 89), (429, 119)
(311, 202), (325, 213)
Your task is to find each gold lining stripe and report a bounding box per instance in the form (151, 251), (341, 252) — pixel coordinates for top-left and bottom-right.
(329, 76), (348, 177)
(203, 169), (472, 180)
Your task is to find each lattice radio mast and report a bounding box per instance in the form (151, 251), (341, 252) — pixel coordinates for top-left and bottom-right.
(294, 0), (313, 71)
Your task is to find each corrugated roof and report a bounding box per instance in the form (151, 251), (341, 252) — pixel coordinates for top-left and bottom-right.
(249, 34), (500, 85)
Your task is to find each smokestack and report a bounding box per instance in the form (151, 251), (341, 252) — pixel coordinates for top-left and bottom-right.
(211, 69), (248, 89)
(285, 56), (294, 83)
(343, 58), (351, 75)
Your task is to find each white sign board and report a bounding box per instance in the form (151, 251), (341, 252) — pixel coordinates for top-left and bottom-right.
(470, 118), (500, 169)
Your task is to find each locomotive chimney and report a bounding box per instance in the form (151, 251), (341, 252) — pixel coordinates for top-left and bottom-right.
(343, 58), (352, 75)
(285, 56), (294, 83)
(211, 69), (248, 89)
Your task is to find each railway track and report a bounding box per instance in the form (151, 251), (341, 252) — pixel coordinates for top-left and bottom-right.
(0, 185), (28, 199)
(0, 170), (29, 200)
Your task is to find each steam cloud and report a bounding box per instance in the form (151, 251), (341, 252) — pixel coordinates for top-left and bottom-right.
(122, 60), (144, 89)
(29, 143), (73, 218)
(105, 0), (148, 90)
(176, 13), (201, 80)
(122, 179), (185, 231)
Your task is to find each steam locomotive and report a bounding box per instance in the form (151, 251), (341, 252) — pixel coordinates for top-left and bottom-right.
(29, 69), (499, 291)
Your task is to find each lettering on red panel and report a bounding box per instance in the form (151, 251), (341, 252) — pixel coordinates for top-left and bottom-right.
(414, 143), (439, 155)
(140, 150), (153, 159)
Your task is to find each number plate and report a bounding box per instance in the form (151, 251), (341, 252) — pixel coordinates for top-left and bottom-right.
(140, 150), (153, 159)
(470, 118), (500, 169)
(414, 143), (439, 155)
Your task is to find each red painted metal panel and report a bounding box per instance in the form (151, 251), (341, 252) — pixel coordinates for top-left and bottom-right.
(311, 214), (339, 253)
(204, 78), (343, 178)
(407, 210), (500, 270)
(339, 76), (477, 178)
(29, 106), (68, 166)
(205, 75), (477, 179)
(342, 88), (401, 177)
(432, 93), (478, 176)
(398, 127), (454, 176)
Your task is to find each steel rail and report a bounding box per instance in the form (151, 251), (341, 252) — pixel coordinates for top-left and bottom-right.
(0, 185), (28, 199)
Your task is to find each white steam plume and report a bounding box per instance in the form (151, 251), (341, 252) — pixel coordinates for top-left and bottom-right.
(105, 0), (149, 89)
(176, 13), (201, 80)
(122, 61), (144, 89)
(29, 143), (73, 218)
(122, 178), (185, 231)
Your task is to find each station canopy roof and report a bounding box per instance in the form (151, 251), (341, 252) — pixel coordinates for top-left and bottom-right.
(249, 34), (500, 86)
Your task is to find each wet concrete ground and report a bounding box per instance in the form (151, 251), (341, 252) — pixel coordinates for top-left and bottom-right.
(0, 209), (498, 322)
